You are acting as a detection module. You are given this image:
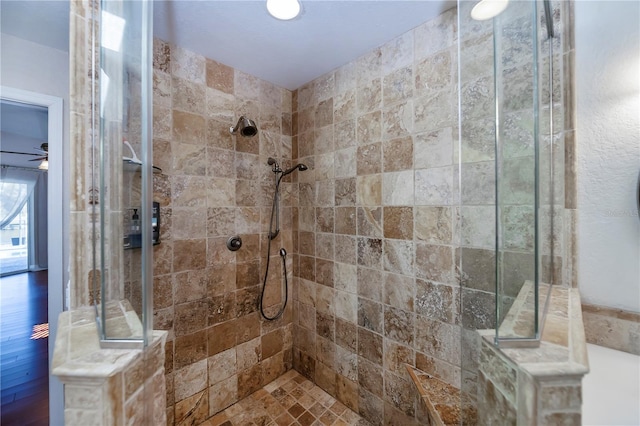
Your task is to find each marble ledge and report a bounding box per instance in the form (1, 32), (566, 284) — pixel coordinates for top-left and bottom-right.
(480, 285), (589, 380)
(52, 305), (167, 384)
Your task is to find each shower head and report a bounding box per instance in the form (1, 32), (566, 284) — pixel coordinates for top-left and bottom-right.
(281, 163), (308, 177)
(267, 157), (277, 166)
(230, 116), (258, 137)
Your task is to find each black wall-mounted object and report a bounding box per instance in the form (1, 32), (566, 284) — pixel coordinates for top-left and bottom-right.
(125, 201), (161, 249)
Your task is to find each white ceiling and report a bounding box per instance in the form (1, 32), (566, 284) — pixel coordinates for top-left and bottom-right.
(1, 0), (455, 90)
(153, 1), (456, 89)
(0, 101), (49, 169)
(0, 1), (70, 53)
(0, 0), (454, 164)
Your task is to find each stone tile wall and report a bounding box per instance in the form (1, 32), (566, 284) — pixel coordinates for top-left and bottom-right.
(582, 303), (640, 355)
(477, 336), (583, 426)
(477, 286), (587, 426)
(52, 307), (167, 425)
(69, 0), (99, 308)
(150, 39), (295, 424)
(290, 9), (460, 425)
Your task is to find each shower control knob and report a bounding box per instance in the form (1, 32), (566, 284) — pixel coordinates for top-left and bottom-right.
(226, 236), (242, 251)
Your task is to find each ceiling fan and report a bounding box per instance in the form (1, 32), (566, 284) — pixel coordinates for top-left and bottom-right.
(1, 143), (49, 169)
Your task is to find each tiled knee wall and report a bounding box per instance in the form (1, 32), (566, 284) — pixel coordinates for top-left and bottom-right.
(52, 309), (167, 425)
(478, 337), (582, 425)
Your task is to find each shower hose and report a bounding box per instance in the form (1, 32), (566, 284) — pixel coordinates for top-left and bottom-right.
(260, 177), (288, 321)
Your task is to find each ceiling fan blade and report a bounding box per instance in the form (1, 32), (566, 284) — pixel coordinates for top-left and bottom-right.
(28, 156), (48, 161)
(0, 150), (42, 156)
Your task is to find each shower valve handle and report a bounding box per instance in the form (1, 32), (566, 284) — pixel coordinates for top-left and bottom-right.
(226, 236), (242, 251)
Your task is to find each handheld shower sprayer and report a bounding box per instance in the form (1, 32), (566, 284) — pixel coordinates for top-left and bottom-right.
(281, 163), (308, 177)
(260, 157), (309, 321)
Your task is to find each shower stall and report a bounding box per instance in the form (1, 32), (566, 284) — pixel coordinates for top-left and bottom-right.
(61, 0), (582, 424)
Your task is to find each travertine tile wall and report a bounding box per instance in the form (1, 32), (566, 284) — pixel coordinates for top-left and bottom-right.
(69, 0), (128, 313)
(52, 307), (167, 425)
(456, 9), (498, 417)
(150, 39), (295, 424)
(290, 9), (460, 425)
(68, 1), (581, 424)
(477, 286), (587, 426)
(477, 335), (583, 425)
(67, 3), (166, 425)
(69, 0), (99, 308)
(582, 303), (640, 355)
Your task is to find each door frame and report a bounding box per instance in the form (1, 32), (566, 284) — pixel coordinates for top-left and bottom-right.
(1, 85), (65, 425)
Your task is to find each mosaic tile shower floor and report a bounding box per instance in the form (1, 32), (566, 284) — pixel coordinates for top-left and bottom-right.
(201, 370), (370, 426)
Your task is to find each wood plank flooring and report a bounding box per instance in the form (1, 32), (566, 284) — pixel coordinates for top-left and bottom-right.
(1, 271), (49, 426)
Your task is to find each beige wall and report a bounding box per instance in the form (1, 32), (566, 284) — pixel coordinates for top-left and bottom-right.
(291, 9), (460, 425)
(150, 39), (295, 424)
(68, 0), (97, 308)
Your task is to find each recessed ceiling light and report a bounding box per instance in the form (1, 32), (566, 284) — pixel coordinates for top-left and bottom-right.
(266, 0), (301, 21)
(471, 0), (509, 21)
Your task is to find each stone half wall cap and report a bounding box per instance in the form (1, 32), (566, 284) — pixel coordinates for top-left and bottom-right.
(52, 307), (168, 383)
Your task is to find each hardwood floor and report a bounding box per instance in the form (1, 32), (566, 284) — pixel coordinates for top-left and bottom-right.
(1, 271), (49, 426)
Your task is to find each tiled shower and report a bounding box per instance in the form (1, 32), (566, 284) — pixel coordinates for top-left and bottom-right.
(290, 9), (462, 424)
(65, 0), (576, 425)
(150, 39), (297, 423)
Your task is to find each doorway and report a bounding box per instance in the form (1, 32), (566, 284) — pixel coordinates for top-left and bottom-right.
(0, 99), (51, 425)
(0, 191), (29, 274)
(0, 87), (64, 425)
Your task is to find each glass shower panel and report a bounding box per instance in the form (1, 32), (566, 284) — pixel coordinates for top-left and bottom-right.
(98, 0), (153, 346)
(457, 0), (558, 421)
(494, 0), (540, 341)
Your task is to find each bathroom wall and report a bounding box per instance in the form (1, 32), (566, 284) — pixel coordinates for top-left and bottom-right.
(575, 1), (639, 315)
(291, 9), (460, 425)
(150, 39), (296, 424)
(289, 1), (576, 424)
(68, 0), (97, 309)
(0, 34), (70, 163)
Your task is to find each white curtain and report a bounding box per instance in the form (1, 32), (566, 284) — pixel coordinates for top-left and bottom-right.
(0, 167), (41, 229)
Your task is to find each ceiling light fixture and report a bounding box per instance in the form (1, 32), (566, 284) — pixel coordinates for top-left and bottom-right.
(38, 159), (49, 170)
(471, 0), (509, 20)
(266, 0), (301, 21)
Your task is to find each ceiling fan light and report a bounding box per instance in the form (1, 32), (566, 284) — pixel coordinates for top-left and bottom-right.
(38, 159), (49, 170)
(266, 0), (301, 20)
